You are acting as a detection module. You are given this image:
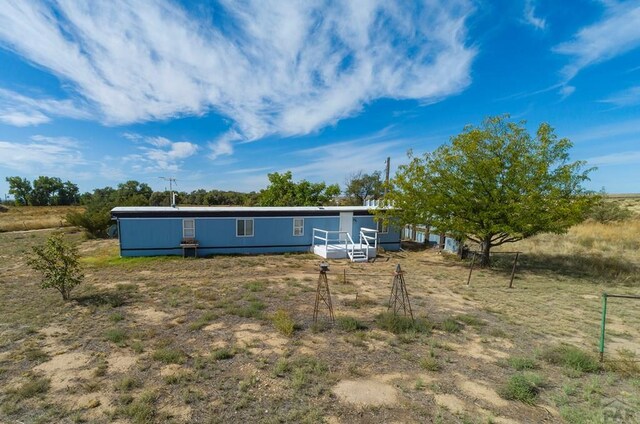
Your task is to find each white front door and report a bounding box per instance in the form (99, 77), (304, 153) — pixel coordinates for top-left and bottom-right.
(339, 212), (353, 241)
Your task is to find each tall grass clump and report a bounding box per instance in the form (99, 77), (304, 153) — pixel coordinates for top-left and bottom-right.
(272, 309), (295, 337)
(541, 345), (600, 374)
(498, 373), (543, 404)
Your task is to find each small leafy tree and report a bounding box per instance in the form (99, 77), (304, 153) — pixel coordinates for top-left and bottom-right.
(27, 233), (83, 301)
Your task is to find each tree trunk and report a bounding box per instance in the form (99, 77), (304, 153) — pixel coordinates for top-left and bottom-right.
(480, 238), (492, 267)
(423, 225), (430, 245)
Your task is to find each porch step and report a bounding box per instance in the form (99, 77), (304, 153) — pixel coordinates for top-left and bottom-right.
(349, 249), (368, 262)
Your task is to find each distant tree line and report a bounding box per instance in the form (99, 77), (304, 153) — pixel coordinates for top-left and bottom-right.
(5, 171), (385, 237)
(5, 176), (80, 206)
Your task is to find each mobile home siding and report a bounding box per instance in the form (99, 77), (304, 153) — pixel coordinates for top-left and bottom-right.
(113, 207), (400, 257)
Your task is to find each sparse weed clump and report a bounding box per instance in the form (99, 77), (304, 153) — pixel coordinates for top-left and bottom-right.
(375, 312), (431, 334)
(499, 373), (543, 404)
(272, 309), (296, 337)
(420, 357), (441, 371)
(455, 314), (485, 327)
(507, 356), (538, 371)
(440, 318), (462, 333)
(152, 348), (185, 364)
(273, 355), (329, 390)
(114, 390), (158, 423)
(105, 328), (128, 344)
(336, 316), (367, 332)
(212, 348), (235, 361)
(115, 376), (142, 392)
(9, 376), (50, 400)
(188, 311), (217, 331)
(541, 345), (601, 374)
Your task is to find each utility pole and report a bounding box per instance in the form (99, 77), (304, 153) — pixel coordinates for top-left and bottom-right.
(383, 157), (390, 198)
(159, 177), (177, 207)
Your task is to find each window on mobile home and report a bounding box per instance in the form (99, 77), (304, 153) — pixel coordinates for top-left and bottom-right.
(183, 219), (195, 239)
(237, 218), (254, 237)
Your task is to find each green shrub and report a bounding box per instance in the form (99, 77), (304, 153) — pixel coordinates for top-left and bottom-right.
(586, 195), (633, 223)
(272, 309), (296, 337)
(336, 316), (367, 332)
(152, 348), (185, 364)
(541, 345), (600, 374)
(375, 312), (431, 334)
(499, 373), (543, 404)
(67, 209), (112, 238)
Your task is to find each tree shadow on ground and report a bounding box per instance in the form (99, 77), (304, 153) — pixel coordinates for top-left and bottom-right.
(74, 291), (128, 307)
(490, 253), (640, 285)
(74, 284), (138, 307)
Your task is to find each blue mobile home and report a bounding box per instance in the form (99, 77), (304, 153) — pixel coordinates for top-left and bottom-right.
(111, 206), (400, 261)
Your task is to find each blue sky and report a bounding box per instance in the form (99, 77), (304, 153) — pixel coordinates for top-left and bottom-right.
(0, 0), (639, 197)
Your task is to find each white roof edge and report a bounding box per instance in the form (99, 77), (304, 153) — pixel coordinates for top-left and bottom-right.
(111, 205), (381, 213)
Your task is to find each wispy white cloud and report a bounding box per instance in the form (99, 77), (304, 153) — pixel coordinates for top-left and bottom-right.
(0, 88), (90, 126)
(0, 134), (86, 173)
(554, 2), (640, 81)
(586, 150), (640, 166)
(569, 117), (640, 143)
(122, 134), (198, 172)
(523, 0), (547, 30)
(600, 85), (640, 107)
(0, 0), (476, 157)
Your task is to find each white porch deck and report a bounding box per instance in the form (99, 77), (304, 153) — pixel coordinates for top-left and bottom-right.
(313, 243), (377, 260)
(312, 228), (378, 262)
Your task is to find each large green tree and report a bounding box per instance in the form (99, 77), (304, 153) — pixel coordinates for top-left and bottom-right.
(6, 176), (32, 205)
(344, 171), (384, 205)
(31, 176), (64, 206)
(382, 115), (595, 266)
(258, 171), (340, 206)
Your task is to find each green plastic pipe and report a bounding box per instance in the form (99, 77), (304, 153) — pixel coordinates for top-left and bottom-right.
(599, 293), (607, 362)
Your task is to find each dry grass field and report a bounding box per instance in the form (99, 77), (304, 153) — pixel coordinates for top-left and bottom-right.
(0, 212), (639, 423)
(608, 194), (640, 215)
(0, 205), (84, 232)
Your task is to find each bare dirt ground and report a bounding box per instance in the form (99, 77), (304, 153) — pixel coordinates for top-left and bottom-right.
(0, 225), (639, 423)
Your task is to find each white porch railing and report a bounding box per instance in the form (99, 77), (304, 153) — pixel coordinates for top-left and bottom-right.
(360, 227), (378, 250)
(313, 227), (379, 262)
(312, 228), (349, 252)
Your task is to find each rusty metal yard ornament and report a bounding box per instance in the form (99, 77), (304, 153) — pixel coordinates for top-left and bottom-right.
(313, 261), (335, 323)
(388, 264), (414, 320)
